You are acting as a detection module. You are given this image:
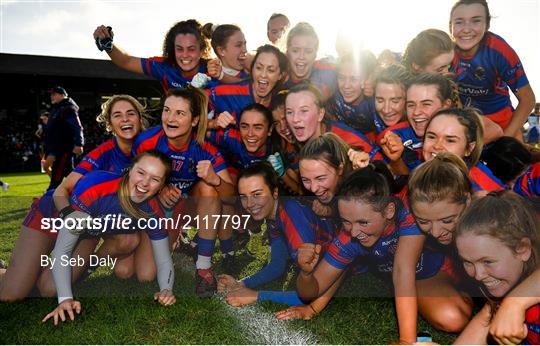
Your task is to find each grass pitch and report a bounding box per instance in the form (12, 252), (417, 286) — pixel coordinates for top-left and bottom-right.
(0, 172), (456, 344)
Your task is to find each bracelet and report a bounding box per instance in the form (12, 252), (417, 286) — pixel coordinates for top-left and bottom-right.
(309, 304), (319, 316)
(58, 205), (75, 219)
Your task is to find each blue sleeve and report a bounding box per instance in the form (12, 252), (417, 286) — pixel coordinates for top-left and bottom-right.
(397, 208), (422, 237)
(279, 199), (318, 262)
(257, 290), (304, 306)
(65, 112), (84, 147)
(140, 57), (165, 80)
(242, 236), (288, 288)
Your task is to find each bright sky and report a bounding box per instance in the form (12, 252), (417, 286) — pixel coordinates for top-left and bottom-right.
(1, 0), (539, 98)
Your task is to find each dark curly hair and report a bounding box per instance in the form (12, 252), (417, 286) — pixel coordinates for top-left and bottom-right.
(162, 19), (211, 67)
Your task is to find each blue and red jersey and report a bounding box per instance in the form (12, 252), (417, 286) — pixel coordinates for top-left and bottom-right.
(24, 171), (166, 240)
(327, 121), (384, 161)
(451, 32), (529, 129)
(326, 94), (378, 141)
(73, 137), (132, 175)
(379, 121), (423, 171)
(513, 162), (540, 198)
(469, 162), (506, 193)
(140, 57), (209, 92)
(324, 206), (444, 280)
(133, 126), (226, 194)
(206, 128), (271, 172)
(284, 61), (337, 100)
(370, 111), (391, 135)
(274, 198), (335, 262)
(525, 304), (540, 345)
(207, 80), (256, 124)
(286, 121), (382, 171)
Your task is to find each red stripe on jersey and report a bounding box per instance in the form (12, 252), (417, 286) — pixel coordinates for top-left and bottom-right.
(485, 34), (520, 67)
(202, 141), (219, 156)
(214, 84), (250, 96)
(525, 304), (540, 345)
(228, 128), (242, 141)
(279, 206), (304, 252)
(87, 139), (115, 160)
(327, 232), (354, 266)
(136, 129), (164, 154)
(78, 177), (121, 208)
(77, 160), (94, 172)
(161, 76), (169, 94)
(469, 166), (505, 192)
(377, 121), (409, 144)
(330, 125), (372, 152)
(145, 59), (152, 74)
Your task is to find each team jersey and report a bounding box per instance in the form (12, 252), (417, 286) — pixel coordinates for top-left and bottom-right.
(370, 111), (390, 136)
(140, 57), (209, 92)
(274, 197), (335, 261)
(284, 60), (337, 100)
(70, 171), (166, 239)
(286, 121), (383, 171)
(207, 80), (256, 124)
(513, 162), (540, 198)
(324, 205), (444, 280)
(206, 128), (271, 171)
(326, 94), (378, 140)
(24, 171), (166, 240)
(327, 121), (384, 161)
(133, 126), (226, 194)
(379, 121), (423, 171)
(451, 32), (529, 128)
(73, 137), (132, 175)
(525, 304), (540, 345)
(469, 162), (506, 193)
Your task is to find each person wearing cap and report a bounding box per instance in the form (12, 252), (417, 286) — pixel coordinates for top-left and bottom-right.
(43, 86), (84, 190)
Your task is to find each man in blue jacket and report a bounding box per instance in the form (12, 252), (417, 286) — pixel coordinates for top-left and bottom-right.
(43, 86), (84, 190)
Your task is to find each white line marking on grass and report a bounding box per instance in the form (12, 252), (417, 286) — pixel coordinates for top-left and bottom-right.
(174, 254), (318, 345)
(217, 296), (318, 345)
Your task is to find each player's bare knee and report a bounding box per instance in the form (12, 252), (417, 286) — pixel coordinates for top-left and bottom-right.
(113, 234), (140, 255)
(136, 267), (156, 283)
(37, 278), (57, 298)
(0, 286), (25, 302)
(114, 263), (134, 280)
(430, 307), (469, 333)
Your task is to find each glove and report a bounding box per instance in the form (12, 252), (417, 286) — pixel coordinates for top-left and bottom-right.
(267, 152), (285, 177)
(95, 26), (113, 52)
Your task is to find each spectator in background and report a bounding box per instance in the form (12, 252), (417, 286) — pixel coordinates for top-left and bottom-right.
(43, 86), (84, 190)
(35, 112), (49, 174)
(267, 13), (290, 47)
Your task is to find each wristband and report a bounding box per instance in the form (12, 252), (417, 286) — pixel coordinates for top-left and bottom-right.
(309, 304), (319, 316)
(58, 206), (75, 219)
